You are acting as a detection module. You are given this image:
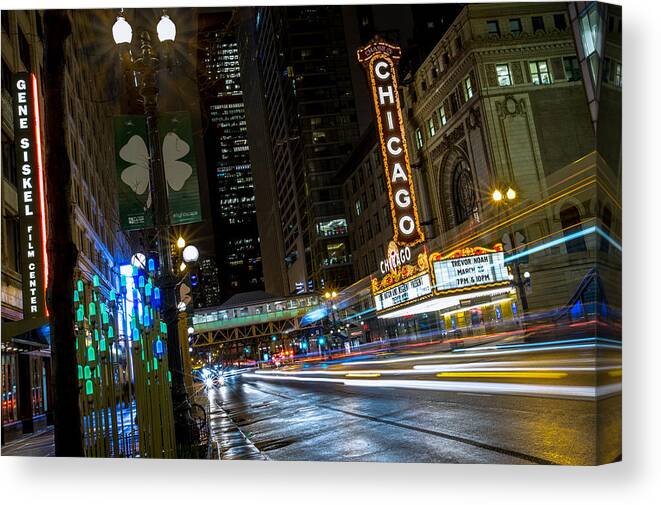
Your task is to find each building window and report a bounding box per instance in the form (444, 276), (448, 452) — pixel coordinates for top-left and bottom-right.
(532, 16), (545, 32)
(373, 213), (381, 233)
(463, 76), (474, 101)
(438, 105), (447, 126)
(1, 59), (12, 97)
(496, 64), (512, 86)
(427, 117), (436, 137)
(509, 18), (522, 35)
(2, 131), (17, 186)
(553, 13), (567, 31)
(529, 60), (551, 85)
(1, 11), (9, 35)
(579, 4), (604, 84)
(1, 352), (18, 425)
(602, 58), (611, 83)
(415, 128), (423, 149)
(355, 199), (362, 217)
(563, 57), (581, 81)
(614, 63), (622, 87)
(18, 27), (31, 71)
(451, 161), (477, 226)
(486, 20), (500, 36)
(3, 216), (21, 272)
(560, 206), (587, 253)
(599, 206), (613, 253)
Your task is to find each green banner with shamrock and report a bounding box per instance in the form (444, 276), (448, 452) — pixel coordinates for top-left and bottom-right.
(158, 112), (203, 225)
(114, 115), (154, 231)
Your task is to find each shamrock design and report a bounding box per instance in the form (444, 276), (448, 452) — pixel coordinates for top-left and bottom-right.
(162, 131), (193, 192)
(119, 134), (152, 209)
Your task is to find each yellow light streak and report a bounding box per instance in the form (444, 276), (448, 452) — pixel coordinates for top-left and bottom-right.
(345, 373), (382, 378)
(439, 176), (597, 255)
(608, 369), (622, 378)
(436, 371), (567, 379)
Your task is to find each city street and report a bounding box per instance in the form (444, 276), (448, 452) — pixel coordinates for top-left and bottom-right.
(208, 340), (621, 465)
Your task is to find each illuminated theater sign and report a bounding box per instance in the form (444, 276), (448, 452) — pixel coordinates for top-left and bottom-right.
(430, 245), (510, 296)
(12, 73), (48, 318)
(358, 41), (424, 247)
(372, 242), (431, 313)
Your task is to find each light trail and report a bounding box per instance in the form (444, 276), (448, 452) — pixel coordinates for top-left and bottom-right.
(243, 373), (622, 399)
(344, 342), (620, 366)
(436, 371), (568, 379)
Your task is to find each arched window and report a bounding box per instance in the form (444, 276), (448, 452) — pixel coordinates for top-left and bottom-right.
(451, 161), (477, 225)
(560, 205), (587, 253)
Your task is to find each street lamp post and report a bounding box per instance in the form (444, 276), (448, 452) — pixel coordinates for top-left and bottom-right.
(323, 291), (339, 353)
(112, 11), (195, 453)
(492, 186), (529, 315)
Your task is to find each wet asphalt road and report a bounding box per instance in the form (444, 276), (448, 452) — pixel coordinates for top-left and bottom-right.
(209, 375), (621, 465)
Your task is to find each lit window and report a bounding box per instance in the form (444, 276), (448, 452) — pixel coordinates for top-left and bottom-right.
(355, 199), (362, 217)
(614, 63), (622, 87)
(496, 64), (512, 86)
(427, 117), (436, 137)
(415, 128), (423, 149)
(463, 76), (474, 100)
(529, 60), (551, 85)
(438, 105), (447, 126)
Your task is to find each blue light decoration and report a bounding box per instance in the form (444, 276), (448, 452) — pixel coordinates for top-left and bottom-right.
(153, 287), (161, 308)
(318, 337), (325, 346)
(153, 338), (164, 358)
(148, 258), (156, 273)
(271, 335), (277, 341)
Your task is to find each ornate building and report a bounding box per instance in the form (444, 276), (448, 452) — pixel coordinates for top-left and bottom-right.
(403, 1), (621, 327)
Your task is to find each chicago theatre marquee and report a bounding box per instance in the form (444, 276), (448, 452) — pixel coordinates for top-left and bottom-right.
(359, 40), (523, 338)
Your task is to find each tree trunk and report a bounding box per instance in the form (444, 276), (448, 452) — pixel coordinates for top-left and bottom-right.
(42, 10), (83, 457)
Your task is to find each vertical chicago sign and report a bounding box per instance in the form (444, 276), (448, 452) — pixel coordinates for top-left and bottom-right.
(358, 41), (425, 247)
(12, 73), (48, 318)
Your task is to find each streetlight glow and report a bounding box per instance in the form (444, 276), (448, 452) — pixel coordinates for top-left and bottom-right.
(182, 244), (199, 263)
(176, 236), (186, 249)
(131, 253), (146, 269)
(492, 189), (503, 202)
(506, 187), (517, 200)
(179, 262), (186, 272)
(157, 14), (176, 42)
(112, 16), (132, 45)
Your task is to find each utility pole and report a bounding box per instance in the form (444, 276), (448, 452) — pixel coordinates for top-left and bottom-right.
(42, 9), (83, 457)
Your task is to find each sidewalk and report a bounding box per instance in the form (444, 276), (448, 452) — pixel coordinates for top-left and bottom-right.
(1, 426), (55, 457)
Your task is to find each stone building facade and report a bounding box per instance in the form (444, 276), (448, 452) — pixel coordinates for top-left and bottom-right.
(402, 2), (621, 325)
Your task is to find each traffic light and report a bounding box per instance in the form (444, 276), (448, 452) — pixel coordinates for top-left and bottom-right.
(318, 337), (325, 346)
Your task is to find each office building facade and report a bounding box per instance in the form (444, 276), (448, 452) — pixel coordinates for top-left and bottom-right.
(198, 12), (264, 300)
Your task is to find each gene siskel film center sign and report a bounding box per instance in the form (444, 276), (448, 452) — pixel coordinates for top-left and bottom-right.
(358, 41), (425, 247)
(12, 73), (48, 318)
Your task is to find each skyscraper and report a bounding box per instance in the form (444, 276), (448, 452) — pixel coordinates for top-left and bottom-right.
(198, 12), (264, 300)
(239, 6), (363, 295)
